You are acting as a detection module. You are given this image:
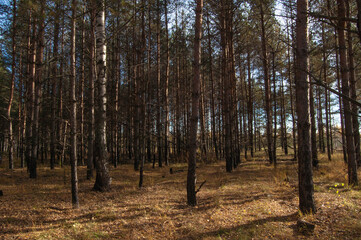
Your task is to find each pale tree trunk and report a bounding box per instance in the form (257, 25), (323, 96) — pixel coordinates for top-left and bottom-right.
(187, 0), (203, 206)
(93, 0), (111, 191)
(337, 0), (358, 186)
(295, 0), (315, 214)
(7, 0), (17, 169)
(70, 0), (79, 208)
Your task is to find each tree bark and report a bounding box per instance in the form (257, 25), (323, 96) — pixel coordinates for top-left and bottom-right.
(187, 0), (203, 206)
(93, 0), (111, 191)
(50, 1), (60, 170)
(295, 0), (315, 214)
(260, 3), (274, 165)
(346, 0), (360, 167)
(70, 0), (79, 208)
(7, 0), (17, 170)
(87, 2), (96, 179)
(337, 0), (358, 186)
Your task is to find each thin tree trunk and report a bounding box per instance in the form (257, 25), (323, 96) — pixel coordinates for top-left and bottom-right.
(260, 3), (273, 165)
(337, 0), (358, 186)
(187, 0), (203, 206)
(7, 0), (17, 170)
(70, 0), (79, 208)
(156, 0), (162, 168)
(272, 51), (277, 166)
(247, 52), (253, 158)
(50, 2), (59, 170)
(310, 79), (318, 167)
(164, 0), (170, 166)
(87, 2), (96, 179)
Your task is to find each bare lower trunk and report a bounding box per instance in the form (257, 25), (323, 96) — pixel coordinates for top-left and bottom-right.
(295, 0), (315, 214)
(187, 0), (203, 206)
(70, 0), (79, 208)
(93, 0), (111, 191)
(337, 0), (358, 186)
(7, 0), (17, 170)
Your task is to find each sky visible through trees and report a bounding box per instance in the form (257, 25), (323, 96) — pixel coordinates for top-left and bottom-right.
(0, 0), (360, 238)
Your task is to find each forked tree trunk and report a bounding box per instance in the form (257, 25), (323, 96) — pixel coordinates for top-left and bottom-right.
(187, 0), (203, 206)
(295, 0), (315, 214)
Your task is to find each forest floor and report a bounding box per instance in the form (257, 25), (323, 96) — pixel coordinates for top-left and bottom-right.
(0, 152), (361, 239)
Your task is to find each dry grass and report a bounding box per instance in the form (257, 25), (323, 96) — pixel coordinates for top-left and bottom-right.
(0, 153), (361, 239)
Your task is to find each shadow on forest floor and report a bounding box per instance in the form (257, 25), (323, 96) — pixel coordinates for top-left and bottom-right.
(0, 154), (361, 239)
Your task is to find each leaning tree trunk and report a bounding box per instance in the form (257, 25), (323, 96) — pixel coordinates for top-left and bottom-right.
(93, 0), (111, 191)
(187, 0), (203, 206)
(295, 0), (316, 214)
(337, 0), (358, 186)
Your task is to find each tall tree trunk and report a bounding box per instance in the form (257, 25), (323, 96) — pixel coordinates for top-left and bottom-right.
(206, 12), (218, 159)
(7, 0), (17, 170)
(337, 0), (358, 186)
(87, 2), (96, 179)
(247, 52), (253, 158)
(25, 11), (34, 173)
(310, 79), (318, 167)
(295, 0), (315, 214)
(346, 0), (360, 167)
(50, 1), (60, 170)
(31, 1), (45, 178)
(260, 3), (273, 165)
(93, 0), (111, 191)
(272, 51), (277, 166)
(79, 6), (85, 166)
(287, 17), (297, 161)
(156, 0), (162, 168)
(70, 0), (79, 208)
(164, 0), (170, 166)
(187, 0), (203, 206)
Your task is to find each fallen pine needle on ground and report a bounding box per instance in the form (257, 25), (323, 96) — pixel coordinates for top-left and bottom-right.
(0, 153), (360, 239)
